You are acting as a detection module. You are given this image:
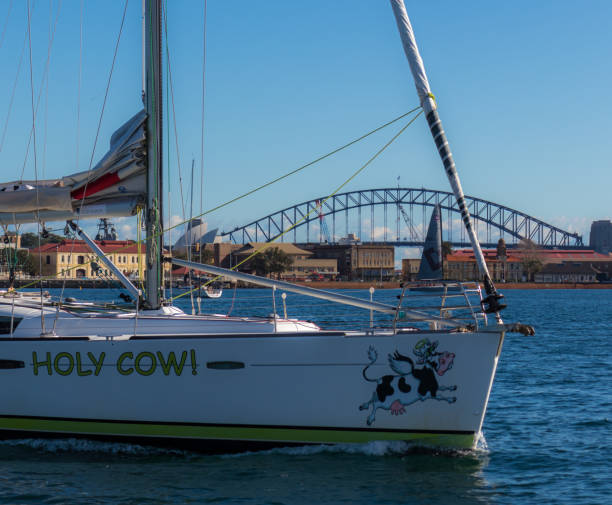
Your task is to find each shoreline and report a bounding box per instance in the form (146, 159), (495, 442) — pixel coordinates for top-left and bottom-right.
(292, 281), (612, 290)
(2, 279), (611, 290)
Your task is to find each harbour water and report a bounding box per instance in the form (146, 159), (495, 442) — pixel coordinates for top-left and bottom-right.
(0, 288), (609, 504)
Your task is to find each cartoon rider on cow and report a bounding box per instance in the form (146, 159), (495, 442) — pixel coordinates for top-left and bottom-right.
(359, 338), (457, 426)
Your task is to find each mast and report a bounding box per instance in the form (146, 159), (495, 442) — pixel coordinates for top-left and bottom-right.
(389, 0), (505, 314)
(144, 0), (163, 308)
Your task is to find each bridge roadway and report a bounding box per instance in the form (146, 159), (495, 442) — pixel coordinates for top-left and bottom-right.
(221, 187), (584, 248)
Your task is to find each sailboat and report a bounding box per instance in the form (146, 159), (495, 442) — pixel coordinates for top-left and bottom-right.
(0, 0), (533, 452)
(409, 204), (460, 292)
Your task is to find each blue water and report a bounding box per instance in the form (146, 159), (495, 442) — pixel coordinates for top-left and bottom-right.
(0, 288), (610, 504)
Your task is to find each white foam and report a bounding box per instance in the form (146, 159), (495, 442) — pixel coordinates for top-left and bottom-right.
(474, 431), (489, 453)
(223, 440), (423, 458)
(0, 438), (187, 456)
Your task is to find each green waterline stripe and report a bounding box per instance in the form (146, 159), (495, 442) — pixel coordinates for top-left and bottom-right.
(0, 417), (475, 447)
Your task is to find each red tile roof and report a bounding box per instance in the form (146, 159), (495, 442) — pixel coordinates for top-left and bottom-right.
(446, 248), (610, 263)
(31, 240), (144, 255)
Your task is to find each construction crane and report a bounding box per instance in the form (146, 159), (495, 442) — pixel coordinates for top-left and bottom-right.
(399, 204), (421, 242)
(315, 200), (332, 244)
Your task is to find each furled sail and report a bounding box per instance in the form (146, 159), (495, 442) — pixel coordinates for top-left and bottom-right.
(0, 110), (146, 225)
(390, 0), (506, 314)
(417, 204), (443, 280)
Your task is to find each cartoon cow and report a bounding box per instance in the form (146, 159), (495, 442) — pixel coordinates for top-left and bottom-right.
(359, 339), (457, 426)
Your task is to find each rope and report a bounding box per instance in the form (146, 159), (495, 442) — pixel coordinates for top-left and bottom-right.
(172, 111), (422, 301)
(187, 108), (421, 226)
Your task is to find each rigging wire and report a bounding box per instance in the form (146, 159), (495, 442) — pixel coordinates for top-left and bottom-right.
(76, 0), (83, 172)
(164, 18), (173, 303)
(0, 0), (13, 51)
(183, 108), (420, 227)
(172, 111), (422, 302)
(84, 0), (129, 175)
(162, 3), (194, 310)
(199, 0), (207, 265)
(54, 0), (128, 327)
(26, 0), (45, 333)
(0, 28), (26, 154)
(41, 0), (54, 180)
(53, 0), (84, 332)
(19, 0), (62, 181)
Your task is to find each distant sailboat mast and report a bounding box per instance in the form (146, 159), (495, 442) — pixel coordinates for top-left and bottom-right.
(389, 0), (505, 314)
(144, 0), (164, 309)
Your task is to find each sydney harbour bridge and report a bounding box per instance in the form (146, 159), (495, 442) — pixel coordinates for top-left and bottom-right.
(220, 187), (584, 248)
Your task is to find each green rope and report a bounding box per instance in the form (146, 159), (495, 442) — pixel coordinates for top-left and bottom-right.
(172, 110), (423, 301)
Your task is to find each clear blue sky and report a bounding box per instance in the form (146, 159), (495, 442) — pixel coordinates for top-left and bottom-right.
(0, 0), (610, 245)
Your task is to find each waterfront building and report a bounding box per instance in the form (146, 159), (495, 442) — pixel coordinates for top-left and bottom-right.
(304, 244), (395, 281)
(173, 218), (220, 254)
(232, 242), (338, 280)
(446, 245), (611, 283)
(205, 242), (243, 269)
(401, 258), (421, 280)
(0, 231), (20, 249)
(590, 220), (612, 254)
(30, 239), (168, 280)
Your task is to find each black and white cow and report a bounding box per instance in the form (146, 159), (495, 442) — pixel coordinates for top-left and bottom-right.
(359, 340), (457, 426)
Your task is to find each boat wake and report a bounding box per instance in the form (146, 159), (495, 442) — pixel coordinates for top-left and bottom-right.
(0, 434), (489, 458)
(223, 436), (490, 459)
(0, 437), (188, 456)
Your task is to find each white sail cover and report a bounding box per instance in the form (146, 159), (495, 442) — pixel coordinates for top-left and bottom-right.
(0, 111), (146, 222)
(389, 0), (436, 114)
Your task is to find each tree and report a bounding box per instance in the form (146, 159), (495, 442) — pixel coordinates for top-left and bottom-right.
(251, 247), (293, 279)
(15, 250), (38, 276)
(172, 247), (214, 265)
(441, 241), (453, 259)
(20, 232), (64, 249)
(517, 238), (543, 281)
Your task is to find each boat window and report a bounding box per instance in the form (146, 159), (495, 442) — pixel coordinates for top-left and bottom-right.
(0, 359), (24, 369)
(0, 316), (22, 334)
(206, 361), (245, 370)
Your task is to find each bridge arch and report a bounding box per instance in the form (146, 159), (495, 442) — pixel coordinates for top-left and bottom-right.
(220, 188), (583, 248)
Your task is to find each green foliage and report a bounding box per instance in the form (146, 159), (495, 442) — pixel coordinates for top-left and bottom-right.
(517, 238), (543, 281)
(251, 247), (294, 279)
(16, 250), (38, 276)
(171, 247), (214, 268)
(20, 232), (64, 249)
(441, 241), (453, 259)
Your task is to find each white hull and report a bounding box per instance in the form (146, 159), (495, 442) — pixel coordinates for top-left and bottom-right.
(0, 303), (504, 451)
(202, 286), (222, 299)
